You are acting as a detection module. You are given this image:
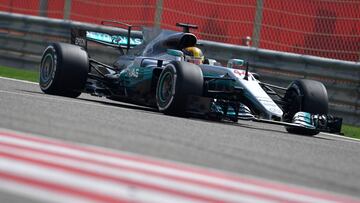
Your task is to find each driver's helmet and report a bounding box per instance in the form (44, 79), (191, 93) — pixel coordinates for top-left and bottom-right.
(182, 47), (204, 65)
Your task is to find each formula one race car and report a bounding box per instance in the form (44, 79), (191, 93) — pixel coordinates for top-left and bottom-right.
(39, 22), (342, 135)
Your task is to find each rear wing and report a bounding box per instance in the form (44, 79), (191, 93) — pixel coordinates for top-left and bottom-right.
(70, 21), (142, 53)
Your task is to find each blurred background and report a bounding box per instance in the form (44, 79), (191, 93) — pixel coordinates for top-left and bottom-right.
(0, 0), (359, 62)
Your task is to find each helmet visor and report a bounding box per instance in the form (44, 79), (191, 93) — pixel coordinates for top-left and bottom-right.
(185, 56), (203, 65)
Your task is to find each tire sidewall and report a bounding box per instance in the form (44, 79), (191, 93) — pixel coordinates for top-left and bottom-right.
(156, 63), (177, 111)
(39, 45), (59, 92)
(286, 79), (328, 115)
(39, 43), (88, 97)
(155, 61), (203, 115)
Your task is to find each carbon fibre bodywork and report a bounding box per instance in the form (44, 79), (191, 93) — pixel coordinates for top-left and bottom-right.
(62, 23), (342, 134)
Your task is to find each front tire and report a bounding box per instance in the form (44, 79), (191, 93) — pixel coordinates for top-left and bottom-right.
(283, 79), (328, 135)
(156, 61), (203, 115)
(39, 43), (89, 98)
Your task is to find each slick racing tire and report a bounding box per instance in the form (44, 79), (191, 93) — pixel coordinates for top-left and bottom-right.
(283, 79), (328, 136)
(156, 61), (203, 115)
(39, 43), (89, 98)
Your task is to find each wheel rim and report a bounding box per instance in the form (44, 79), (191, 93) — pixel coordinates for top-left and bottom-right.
(284, 89), (300, 121)
(40, 53), (55, 87)
(158, 71), (174, 103)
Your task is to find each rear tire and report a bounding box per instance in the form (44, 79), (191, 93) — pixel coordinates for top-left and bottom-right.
(156, 61), (203, 115)
(39, 43), (89, 98)
(283, 79), (328, 136)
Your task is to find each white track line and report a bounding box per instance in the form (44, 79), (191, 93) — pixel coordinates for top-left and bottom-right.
(319, 132), (360, 143)
(0, 76), (37, 85)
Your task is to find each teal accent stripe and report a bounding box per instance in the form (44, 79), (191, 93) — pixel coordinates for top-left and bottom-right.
(86, 31), (142, 46)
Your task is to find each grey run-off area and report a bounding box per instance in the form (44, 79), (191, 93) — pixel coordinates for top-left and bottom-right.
(0, 77), (360, 202)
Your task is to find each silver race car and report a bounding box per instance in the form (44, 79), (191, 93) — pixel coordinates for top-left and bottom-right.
(39, 23), (342, 136)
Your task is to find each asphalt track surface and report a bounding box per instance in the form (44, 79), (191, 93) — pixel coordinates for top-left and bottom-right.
(1, 77), (360, 202)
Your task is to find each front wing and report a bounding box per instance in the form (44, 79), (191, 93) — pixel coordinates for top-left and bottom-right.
(185, 96), (342, 134)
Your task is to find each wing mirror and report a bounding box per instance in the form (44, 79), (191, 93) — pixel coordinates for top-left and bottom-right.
(167, 49), (184, 61)
(227, 59), (244, 69)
